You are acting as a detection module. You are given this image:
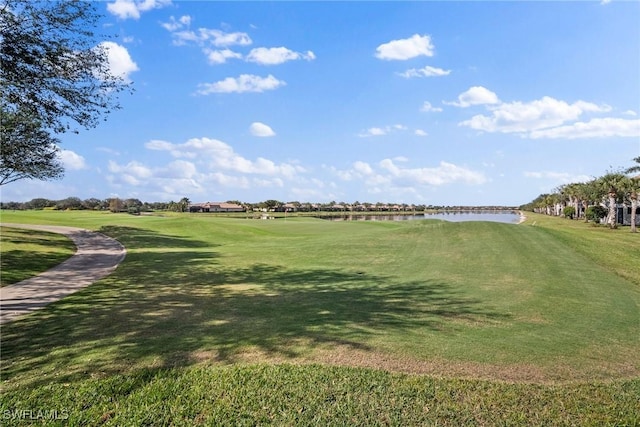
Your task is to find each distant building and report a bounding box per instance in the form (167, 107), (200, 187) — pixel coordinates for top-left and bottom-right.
(189, 202), (245, 213)
(617, 205), (640, 226)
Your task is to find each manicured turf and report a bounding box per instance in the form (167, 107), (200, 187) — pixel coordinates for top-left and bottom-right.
(0, 226), (76, 286)
(0, 210), (638, 425)
(1, 364), (638, 426)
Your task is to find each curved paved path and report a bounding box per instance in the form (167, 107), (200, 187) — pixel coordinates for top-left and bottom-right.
(0, 223), (126, 324)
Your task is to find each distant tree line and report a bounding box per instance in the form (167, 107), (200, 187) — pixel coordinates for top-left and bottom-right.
(1, 197), (517, 215)
(0, 197), (191, 214)
(520, 157), (640, 232)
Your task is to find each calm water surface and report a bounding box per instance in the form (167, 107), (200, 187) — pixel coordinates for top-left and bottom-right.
(321, 211), (521, 224)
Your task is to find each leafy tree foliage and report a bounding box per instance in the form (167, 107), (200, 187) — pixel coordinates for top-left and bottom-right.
(624, 156), (640, 175)
(0, 0), (130, 184)
(24, 198), (55, 209)
(108, 198), (123, 213)
(585, 206), (607, 223)
(178, 197), (190, 212)
(563, 206), (576, 219)
(56, 196), (83, 210)
(0, 108), (63, 184)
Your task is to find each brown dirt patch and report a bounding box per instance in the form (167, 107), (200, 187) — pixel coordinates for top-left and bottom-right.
(185, 339), (640, 384)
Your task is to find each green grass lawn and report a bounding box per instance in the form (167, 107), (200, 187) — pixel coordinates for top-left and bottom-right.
(0, 226), (76, 286)
(0, 210), (638, 425)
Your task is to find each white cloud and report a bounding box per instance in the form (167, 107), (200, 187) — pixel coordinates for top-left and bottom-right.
(145, 137), (302, 178)
(415, 129), (428, 137)
(145, 139), (174, 151)
(105, 136), (316, 200)
(107, 0), (139, 20)
(246, 47), (316, 65)
(107, 0), (171, 20)
(452, 88), (632, 139)
(460, 96), (613, 134)
(161, 15), (191, 32)
(250, 122), (276, 137)
(166, 25), (252, 47)
(375, 34), (435, 60)
(96, 147), (121, 156)
(107, 160), (153, 186)
(206, 30), (253, 47)
(330, 159), (485, 191)
(380, 159), (487, 186)
(353, 161), (374, 175)
(420, 101), (443, 113)
(59, 150), (87, 170)
(398, 66), (451, 78)
(108, 160), (152, 178)
(357, 124), (407, 138)
(204, 48), (243, 64)
(528, 117), (640, 139)
(623, 110), (637, 116)
(329, 162), (389, 186)
(446, 86), (500, 108)
(98, 42), (139, 82)
(208, 172), (250, 189)
(358, 127), (387, 137)
(195, 74), (286, 94)
(160, 160), (198, 179)
(106, 158), (204, 199)
(160, 16), (315, 70)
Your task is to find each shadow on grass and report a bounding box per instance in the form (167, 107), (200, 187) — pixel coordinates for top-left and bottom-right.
(1, 227), (66, 246)
(0, 228), (76, 286)
(1, 250), (78, 286)
(1, 241), (508, 390)
(98, 225), (212, 249)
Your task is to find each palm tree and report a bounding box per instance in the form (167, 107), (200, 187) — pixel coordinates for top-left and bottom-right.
(597, 173), (627, 229)
(624, 156), (640, 175)
(541, 193), (561, 216)
(621, 157), (640, 233)
(179, 197), (190, 213)
(559, 183), (580, 219)
(625, 177), (640, 233)
(574, 180), (599, 222)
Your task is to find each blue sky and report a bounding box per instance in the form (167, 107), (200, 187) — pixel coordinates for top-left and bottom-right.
(3, 0), (639, 205)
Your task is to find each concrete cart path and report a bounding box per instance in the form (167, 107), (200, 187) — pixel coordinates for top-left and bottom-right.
(0, 223), (126, 324)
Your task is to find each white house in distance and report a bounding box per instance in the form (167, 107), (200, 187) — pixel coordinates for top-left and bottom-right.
(618, 205), (640, 226)
(189, 202), (245, 213)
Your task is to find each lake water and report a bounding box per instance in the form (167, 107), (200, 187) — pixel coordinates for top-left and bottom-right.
(320, 211), (522, 224)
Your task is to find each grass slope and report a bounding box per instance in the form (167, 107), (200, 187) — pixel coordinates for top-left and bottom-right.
(0, 210), (638, 424)
(0, 226), (76, 286)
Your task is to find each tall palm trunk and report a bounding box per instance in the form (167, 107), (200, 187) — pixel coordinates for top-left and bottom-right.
(631, 191), (638, 233)
(607, 189), (617, 229)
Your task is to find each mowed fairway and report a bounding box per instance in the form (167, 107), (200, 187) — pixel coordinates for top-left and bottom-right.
(1, 210), (639, 424)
